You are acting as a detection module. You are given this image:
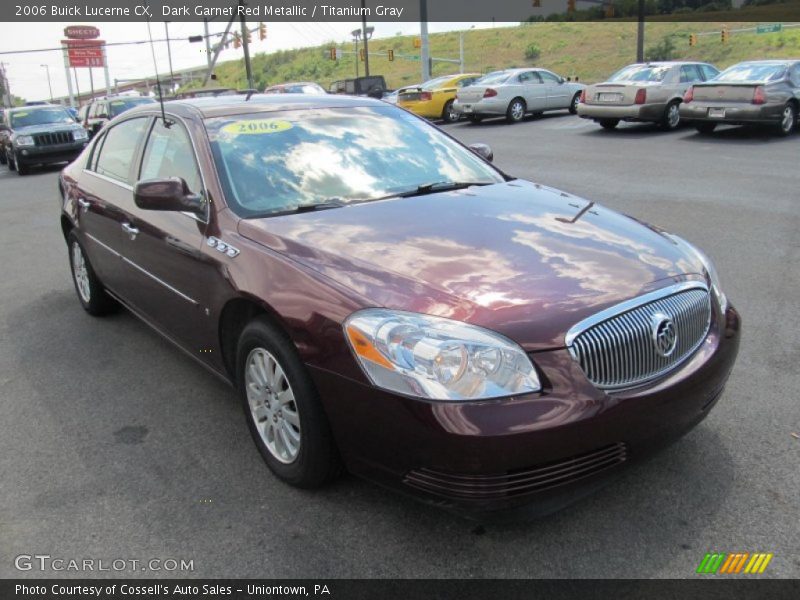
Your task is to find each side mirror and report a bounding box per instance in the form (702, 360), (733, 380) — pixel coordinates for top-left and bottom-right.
(559, 77), (566, 84)
(468, 143), (493, 162)
(134, 178), (205, 216)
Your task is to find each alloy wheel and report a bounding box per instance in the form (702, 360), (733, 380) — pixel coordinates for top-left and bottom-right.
(510, 101), (525, 121)
(781, 105), (795, 134)
(71, 242), (91, 303)
(667, 103), (680, 129)
(245, 347), (302, 464)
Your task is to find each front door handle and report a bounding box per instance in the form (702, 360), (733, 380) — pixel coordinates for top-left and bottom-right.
(77, 198), (90, 213)
(121, 222), (139, 240)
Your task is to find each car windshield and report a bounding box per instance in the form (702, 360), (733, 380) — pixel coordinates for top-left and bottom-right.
(475, 72), (511, 85)
(715, 63), (786, 83)
(108, 97), (155, 117)
(9, 107), (74, 128)
(284, 84), (325, 94)
(608, 65), (672, 82)
(205, 105), (504, 218)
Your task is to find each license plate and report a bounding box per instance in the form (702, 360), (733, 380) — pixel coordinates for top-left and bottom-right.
(462, 105), (473, 113)
(598, 93), (622, 102)
(708, 108), (726, 118)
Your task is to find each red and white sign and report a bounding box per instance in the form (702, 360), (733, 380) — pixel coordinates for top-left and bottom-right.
(64, 25), (100, 40)
(63, 39), (105, 68)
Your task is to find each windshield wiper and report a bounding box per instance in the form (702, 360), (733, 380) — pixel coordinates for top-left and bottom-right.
(290, 198), (347, 213)
(394, 180), (494, 199)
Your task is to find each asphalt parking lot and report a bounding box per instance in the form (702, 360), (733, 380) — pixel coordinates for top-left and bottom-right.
(1, 112), (798, 579)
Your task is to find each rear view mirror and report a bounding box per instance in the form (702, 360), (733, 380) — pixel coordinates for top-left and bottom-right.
(468, 143), (493, 162)
(134, 178), (205, 216)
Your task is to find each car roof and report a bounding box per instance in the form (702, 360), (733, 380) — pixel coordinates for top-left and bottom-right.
(124, 93), (385, 119)
(7, 105), (66, 113)
(728, 59), (798, 66)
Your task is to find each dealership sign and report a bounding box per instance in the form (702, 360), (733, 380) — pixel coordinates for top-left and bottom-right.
(64, 25), (100, 39)
(63, 39), (105, 68)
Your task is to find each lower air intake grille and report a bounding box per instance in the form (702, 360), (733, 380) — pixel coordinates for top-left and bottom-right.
(404, 442), (627, 500)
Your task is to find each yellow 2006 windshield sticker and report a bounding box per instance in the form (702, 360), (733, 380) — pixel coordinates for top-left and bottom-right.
(14, 111), (29, 117)
(222, 119), (293, 136)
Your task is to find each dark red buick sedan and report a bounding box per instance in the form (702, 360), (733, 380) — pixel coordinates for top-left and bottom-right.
(59, 95), (740, 517)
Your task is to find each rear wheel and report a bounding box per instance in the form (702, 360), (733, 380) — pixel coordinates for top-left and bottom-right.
(467, 114), (483, 124)
(506, 98), (526, 123)
(599, 119), (619, 130)
(695, 122), (717, 135)
(660, 101), (681, 131)
(777, 103), (797, 137)
(441, 100), (459, 124)
(569, 92), (581, 115)
(67, 232), (118, 316)
(237, 317), (341, 488)
(7, 150), (16, 171)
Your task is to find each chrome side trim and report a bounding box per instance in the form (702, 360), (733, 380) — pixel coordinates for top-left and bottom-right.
(85, 232), (120, 257)
(121, 256), (198, 306)
(564, 281), (708, 347)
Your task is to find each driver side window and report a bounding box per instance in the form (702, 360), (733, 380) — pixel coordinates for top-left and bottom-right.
(139, 118), (203, 195)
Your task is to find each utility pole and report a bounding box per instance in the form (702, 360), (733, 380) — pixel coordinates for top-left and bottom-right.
(361, 0), (370, 77)
(459, 32), (464, 73)
(351, 29), (360, 78)
(41, 64), (54, 103)
(202, 17), (235, 86)
(420, 0), (430, 81)
(73, 67), (80, 104)
(203, 19), (212, 69)
(636, 0), (645, 62)
(239, 0), (254, 89)
(164, 22), (175, 94)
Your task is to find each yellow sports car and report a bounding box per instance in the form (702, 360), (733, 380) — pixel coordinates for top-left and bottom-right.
(397, 73), (483, 123)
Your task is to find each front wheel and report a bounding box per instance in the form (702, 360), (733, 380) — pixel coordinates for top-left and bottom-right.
(660, 101), (681, 131)
(695, 122), (717, 135)
(0, 148), (6, 165)
(7, 150), (16, 171)
(777, 103), (797, 137)
(599, 119), (619, 130)
(67, 232), (118, 316)
(506, 98), (526, 123)
(569, 92), (581, 115)
(237, 317), (341, 488)
(441, 99), (459, 124)
(16, 158), (30, 176)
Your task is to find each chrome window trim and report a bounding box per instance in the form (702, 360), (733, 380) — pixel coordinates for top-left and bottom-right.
(83, 168), (134, 191)
(564, 281), (709, 348)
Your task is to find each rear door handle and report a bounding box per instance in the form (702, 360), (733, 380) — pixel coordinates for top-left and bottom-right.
(77, 198), (90, 213)
(121, 222), (139, 240)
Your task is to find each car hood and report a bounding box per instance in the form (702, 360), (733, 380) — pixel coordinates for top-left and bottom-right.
(11, 122), (81, 135)
(238, 180), (704, 350)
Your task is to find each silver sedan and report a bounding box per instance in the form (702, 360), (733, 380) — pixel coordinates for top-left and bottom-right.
(453, 68), (585, 124)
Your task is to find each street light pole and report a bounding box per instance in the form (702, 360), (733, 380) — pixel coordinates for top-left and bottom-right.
(164, 22), (175, 93)
(351, 29), (361, 78)
(40, 64), (53, 103)
(361, 0), (370, 77)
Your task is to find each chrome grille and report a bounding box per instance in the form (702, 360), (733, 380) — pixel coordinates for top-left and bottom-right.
(566, 283), (711, 390)
(34, 131), (73, 146)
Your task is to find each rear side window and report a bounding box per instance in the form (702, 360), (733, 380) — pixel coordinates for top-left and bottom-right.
(791, 64), (800, 86)
(680, 65), (702, 83)
(139, 118), (203, 194)
(93, 117), (148, 184)
(539, 71), (561, 83)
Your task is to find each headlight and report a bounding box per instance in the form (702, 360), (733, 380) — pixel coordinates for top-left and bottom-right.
(14, 135), (34, 147)
(673, 236), (727, 313)
(344, 309), (541, 401)
(72, 128), (88, 141)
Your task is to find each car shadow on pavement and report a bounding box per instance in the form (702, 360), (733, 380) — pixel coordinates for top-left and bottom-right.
(678, 124), (798, 145)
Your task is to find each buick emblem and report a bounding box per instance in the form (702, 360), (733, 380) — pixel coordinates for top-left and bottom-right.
(651, 313), (677, 357)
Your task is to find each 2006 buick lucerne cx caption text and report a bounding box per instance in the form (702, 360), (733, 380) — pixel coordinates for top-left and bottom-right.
(59, 95), (740, 517)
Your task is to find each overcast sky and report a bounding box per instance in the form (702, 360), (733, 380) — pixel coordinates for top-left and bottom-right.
(0, 21), (510, 101)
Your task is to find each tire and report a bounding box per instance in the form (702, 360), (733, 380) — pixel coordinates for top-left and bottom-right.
(599, 119), (619, 130)
(67, 232), (118, 316)
(506, 98), (526, 123)
(16, 158), (30, 176)
(695, 122), (717, 135)
(660, 101), (681, 131)
(237, 317), (341, 489)
(0, 148), (6, 165)
(7, 150), (16, 171)
(569, 92), (581, 115)
(467, 114), (483, 124)
(777, 102), (797, 137)
(441, 99), (459, 124)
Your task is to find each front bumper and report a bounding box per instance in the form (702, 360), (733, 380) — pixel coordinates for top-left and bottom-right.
(16, 141), (87, 166)
(577, 102), (667, 122)
(453, 97), (509, 116)
(310, 304), (741, 518)
(680, 102), (783, 125)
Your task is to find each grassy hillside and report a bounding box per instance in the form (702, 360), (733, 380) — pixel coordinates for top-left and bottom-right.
(194, 21), (800, 91)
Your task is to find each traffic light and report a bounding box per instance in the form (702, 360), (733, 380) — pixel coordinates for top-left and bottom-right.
(360, 48), (365, 61)
(233, 32), (241, 49)
(387, 49), (394, 61)
(329, 47), (337, 60)
(721, 28), (729, 43)
(567, 0), (576, 13)
(413, 37), (421, 49)
(245, 29), (252, 44)
(689, 34), (697, 47)
(259, 23), (266, 41)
